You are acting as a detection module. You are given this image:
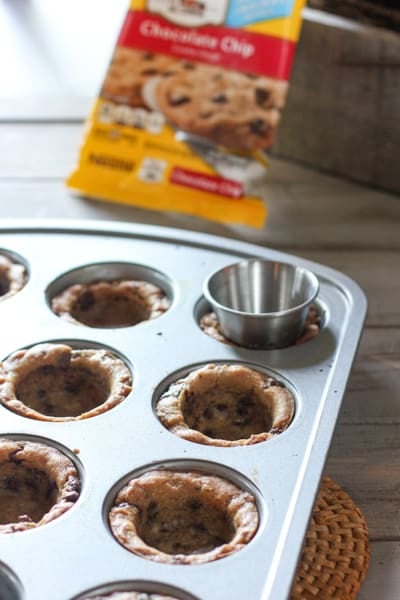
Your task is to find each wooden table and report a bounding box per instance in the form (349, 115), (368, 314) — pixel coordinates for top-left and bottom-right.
(1, 119), (400, 598)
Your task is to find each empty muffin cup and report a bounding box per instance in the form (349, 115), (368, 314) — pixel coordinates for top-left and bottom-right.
(0, 438), (80, 533)
(156, 363), (294, 447)
(108, 469), (258, 565)
(0, 343), (132, 421)
(203, 259), (319, 349)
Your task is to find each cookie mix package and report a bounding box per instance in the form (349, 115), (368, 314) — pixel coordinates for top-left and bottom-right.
(67, 0), (305, 227)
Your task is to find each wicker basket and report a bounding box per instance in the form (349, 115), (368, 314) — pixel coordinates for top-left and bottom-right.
(291, 477), (370, 599)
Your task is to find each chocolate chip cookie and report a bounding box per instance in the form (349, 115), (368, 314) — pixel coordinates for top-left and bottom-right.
(0, 343), (132, 421)
(0, 438), (80, 533)
(156, 363), (295, 447)
(155, 62), (288, 150)
(101, 47), (177, 108)
(109, 469), (258, 564)
(51, 279), (170, 328)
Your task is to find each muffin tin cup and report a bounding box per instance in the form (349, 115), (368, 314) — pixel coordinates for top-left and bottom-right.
(0, 221), (367, 600)
(73, 581), (200, 600)
(203, 259), (319, 349)
(0, 561), (23, 600)
(0, 340), (133, 422)
(153, 361), (297, 447)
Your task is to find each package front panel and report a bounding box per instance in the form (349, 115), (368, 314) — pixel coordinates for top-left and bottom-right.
(67, 0), (305, 227)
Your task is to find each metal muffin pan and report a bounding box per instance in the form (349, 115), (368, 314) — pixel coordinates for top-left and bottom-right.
(0, 220), (367, 600)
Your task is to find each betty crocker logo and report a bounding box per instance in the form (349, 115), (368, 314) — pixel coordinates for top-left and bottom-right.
(147, 0), (229, 27)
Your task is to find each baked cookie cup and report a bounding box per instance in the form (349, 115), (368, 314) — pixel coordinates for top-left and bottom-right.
(51, 280), (170, 328)
(156, 364), (295, 447)
(109, 469), (258, 565)
(0, 343), (132, 421)
(0, 252), (27, 301)
(0, 438), (80, 533)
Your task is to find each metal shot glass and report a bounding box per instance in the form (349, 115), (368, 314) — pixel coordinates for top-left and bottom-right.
(203, 259), (320, 349)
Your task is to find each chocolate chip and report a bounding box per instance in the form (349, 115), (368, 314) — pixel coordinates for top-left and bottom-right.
(212, 94), (228, 104)
(5, 476), (20, 492)
(184, 391), (196, 411)
(203, 429), (214, 438)
(146, 500), (159, 521)
(266, 378), (285, 388)
(141, 68), (158, 76)
(46, 483), (58, 500)
(77, 290), (95, 311)
(162, 70), (176, 78)
(187, 499), (202, 510)
(236, 396), (253, 416)
(213, 535), (228, 546)
(8, 446), (23, 464)
(169, 94), (191, 106)
(148, 500), (158, 511)
(173, 541), (183, 551)
(249, 119), (269, 136)
(64, 380), (82, 395)
(24, 472), (41, 490)
(203, 406), (213, 419)
(255, 87), (270, 107)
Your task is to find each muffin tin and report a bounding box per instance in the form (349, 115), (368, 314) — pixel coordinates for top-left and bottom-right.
(0, 220), (367, 600)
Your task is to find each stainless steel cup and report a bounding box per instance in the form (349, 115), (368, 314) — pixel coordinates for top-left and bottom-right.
(203, 259), (320, 349)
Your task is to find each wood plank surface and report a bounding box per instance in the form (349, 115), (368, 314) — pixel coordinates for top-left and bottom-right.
(358, 542), (400, 600)
(0, 123), (399, 252)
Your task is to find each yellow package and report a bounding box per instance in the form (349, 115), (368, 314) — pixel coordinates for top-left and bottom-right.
(67, 0), (305, 228)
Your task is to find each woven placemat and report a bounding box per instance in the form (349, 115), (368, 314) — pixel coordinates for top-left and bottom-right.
(291, 477), (370, 600)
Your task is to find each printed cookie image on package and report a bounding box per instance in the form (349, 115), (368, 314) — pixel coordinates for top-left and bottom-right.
(152, 64), (288, 151)
(101, 48), (178, 109)
(67, 0), (306, 227)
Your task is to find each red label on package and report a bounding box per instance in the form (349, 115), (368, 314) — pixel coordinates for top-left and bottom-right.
(170, 167), (244, 198)
(118, 10), (296, 79)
